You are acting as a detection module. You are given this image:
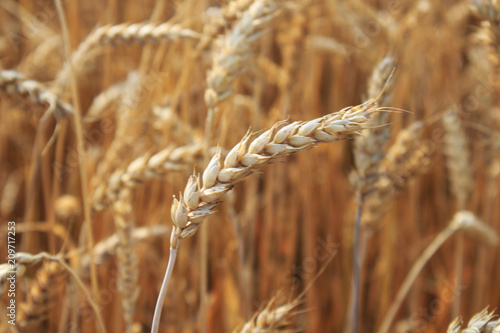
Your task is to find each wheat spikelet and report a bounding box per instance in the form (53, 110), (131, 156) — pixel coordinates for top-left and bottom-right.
(112, 188), (140, 332)
(17, 261), (66, 329)
(0, 69), (73, 118)
(443, 108), (473, 209)
(170, 98), (384, 247)
(53, 21), (200, 94)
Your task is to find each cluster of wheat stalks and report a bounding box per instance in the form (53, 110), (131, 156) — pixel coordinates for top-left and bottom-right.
(1, 0), (500, 332)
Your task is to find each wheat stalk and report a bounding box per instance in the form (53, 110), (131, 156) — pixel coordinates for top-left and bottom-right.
(204, 0), (281, 146)
(442, 107), (474, 316)
(378, 211), (499, 333)
(348, 55), (396, 333)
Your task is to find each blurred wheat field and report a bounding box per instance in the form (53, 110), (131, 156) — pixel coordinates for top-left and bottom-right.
(0, 0), (500, 332)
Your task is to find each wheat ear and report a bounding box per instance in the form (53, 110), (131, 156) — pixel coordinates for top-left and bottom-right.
(443, 108), (473, 209)
(76, 225), (169, 271)
(92, 143), (217, 210)
(52, 21), (200, 94)
(0, 69), (73, 118)
(236, 298), (302, 333)
(150, 98), (385, 332)
(172, 99), (384, 246)
(472, 0), (500, 68)
(14, 252), (107, 333)
(362, 121), (431, 231)
(17, 261), (66, 329)
(195, 0), (257, 56)
(448, 307), (500, 333)
(204, 0), (280, 147)
(233, 239), (336, 332)
(353, 56), (396, 192)
(112, 188), (140, 332)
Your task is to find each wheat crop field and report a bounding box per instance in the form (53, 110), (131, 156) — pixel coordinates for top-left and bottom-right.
(1, 0), (500, 332)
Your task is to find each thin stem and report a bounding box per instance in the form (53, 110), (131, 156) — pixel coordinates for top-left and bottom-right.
(377, 224), (457, 333)
(452, 233), (464, 317)
(452, 198), (466, 317)
(151, 246), (179, 333)
(51, 257), (107, 333)
(199, 224), (208, 333)
(200, 107), (216, 333)
(352, 193), (364, 333)
(54, 0), (100, 303)
(227, 199), (249, 315)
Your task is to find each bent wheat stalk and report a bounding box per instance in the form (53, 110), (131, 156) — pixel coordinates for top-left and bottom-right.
(151, 97), (387, 332)
(378, 211), (499, 333)
(14, 252), (107, 333)
(442, 108), (473, 317)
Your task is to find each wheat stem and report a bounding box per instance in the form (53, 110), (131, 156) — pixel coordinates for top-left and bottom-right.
(352, 193), (364, 333)
(54, 0), (100, 320)
(378, 221), (458, 333)
(151, 246), (179, 333)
